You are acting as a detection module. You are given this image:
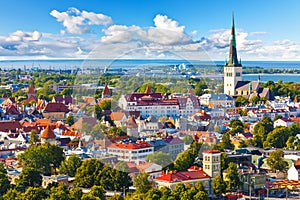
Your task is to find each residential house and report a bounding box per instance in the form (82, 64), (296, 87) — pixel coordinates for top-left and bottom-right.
(136, 162), (162, 180)
(274, 118), (294, 128)
(0, 120), (22, 133)
(199, 93), (235, 108)
(153, 168), (211, 192)
(163, 136), (184, 160)
(110, 112), (127, 127)
(42, 103), (69, 122)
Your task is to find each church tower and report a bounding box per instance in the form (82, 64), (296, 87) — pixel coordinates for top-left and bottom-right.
(224, 13), (242, 96)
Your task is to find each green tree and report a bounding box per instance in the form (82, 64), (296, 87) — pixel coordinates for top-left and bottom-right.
(89, 124), (106, 139)
(133, 173), (152, 194)
(194, 79), (208, 96)
(212, 176), (226, 198)
(115, 161), (130, 173)
(108, 194), (124, 200)
(221, 152), (229, 173)
(274, 115), (283, 121)
(88, 186), (106, 200)
(238, 140), (247, 148)
(49, 183), (69, 200)
(174, 150), (195, 171)
(29, 129), (39, 144)
(69, 187), (83, 200)
(81, 122), (93, 134)
(264, 127), (290, 148)
(220, 132), (234, 150)
(171, 182), (186, 200)
(182, 135), (194, 145)
(2, 189), (21, 200)
(181, 187), (197, 200)
(193, 191), (209, 200)
(235, 96), (248, 107)
(225, 162), (241, 192)
(145, 188), (162, 200)
(0, 172), (10, 195)
(250, 96), (260, 104)
(16, 167), (42, 191)
(266, 150), (288, 172)
(59, 155), (82, 177)
(74, 159), (104, 188)
(19, 143), (65, 175)
(23, 187), (49, 200)
(99, 99), (112, 110)
(229, 119), (243, 128)
(66, 115), (75, 126)
(0, 162), (7, 174)
(145, 152), (173, 167)
(253, 117), (274, 148)
(286, 136), (296, 150)
(158, 186), (171, 200)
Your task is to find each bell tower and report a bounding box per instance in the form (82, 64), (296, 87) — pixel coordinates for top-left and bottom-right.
(224, 13), (242, 96)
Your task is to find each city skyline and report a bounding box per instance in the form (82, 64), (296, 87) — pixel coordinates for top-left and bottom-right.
(0, 0), (299, 60)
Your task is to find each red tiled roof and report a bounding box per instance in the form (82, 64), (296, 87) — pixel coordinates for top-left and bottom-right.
(28, 83), (35, 94)
(44, 102), (69, 113)
(6, 104), (19, 115)
(102, 85), (111, 95)
(0, 120), (21, 132)
(154, 170), (210, 182)
(53, 96), (73, 105)
(41, 125), (56, 139)
(164, 136), (184, 144)
(203, 150), (221, 154)
(108, 141), (152, 150)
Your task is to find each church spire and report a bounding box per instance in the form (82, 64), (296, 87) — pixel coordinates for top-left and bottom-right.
(228, 12), (240, 66)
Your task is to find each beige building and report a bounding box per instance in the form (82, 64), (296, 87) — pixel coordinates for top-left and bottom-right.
(202, 150), (221, 178)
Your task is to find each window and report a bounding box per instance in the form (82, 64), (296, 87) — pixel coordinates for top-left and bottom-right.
(236, 72), (241, 77)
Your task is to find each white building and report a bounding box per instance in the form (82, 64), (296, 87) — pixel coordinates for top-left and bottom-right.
(199, 94), (235, 108)
(119, 88), (200, 119)
(119, 92), (179, 118)
(274, 118), (294, 128)
(107, 141), (154, 163)
(202, 150), (221, 178)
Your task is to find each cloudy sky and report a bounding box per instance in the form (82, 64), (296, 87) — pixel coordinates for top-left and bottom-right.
(0, 0), (299, 60)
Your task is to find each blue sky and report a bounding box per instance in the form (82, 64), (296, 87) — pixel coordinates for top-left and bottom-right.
(0, 0), (299, 60)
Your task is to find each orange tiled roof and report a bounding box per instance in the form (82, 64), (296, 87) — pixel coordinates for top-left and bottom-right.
(36, 118), (51, 126)
(110, 112), (125, 121)
(41, 125), (56, 139)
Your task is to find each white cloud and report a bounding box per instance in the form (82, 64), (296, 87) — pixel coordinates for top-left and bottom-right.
(100, 14), (192, 46)
(101, 25), (146, 43)
(2, 12), (300, 60)
(50, 7), (113, 34)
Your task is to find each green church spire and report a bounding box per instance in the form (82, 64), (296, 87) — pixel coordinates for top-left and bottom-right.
(228, 12), (240, 66)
